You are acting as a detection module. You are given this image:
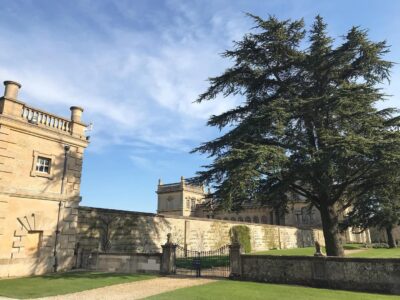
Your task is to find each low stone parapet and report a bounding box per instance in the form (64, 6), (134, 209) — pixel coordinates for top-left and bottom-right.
(85, 252), (161, 274)
(238, 255), (400, 295)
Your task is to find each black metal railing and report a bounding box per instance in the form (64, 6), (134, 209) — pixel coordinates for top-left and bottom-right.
(175, 244), (230, 277)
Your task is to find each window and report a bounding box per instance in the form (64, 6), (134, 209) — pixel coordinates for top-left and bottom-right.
(191, 198), (196, 210)
(167, 196), (173, 210)
(261, 215), (268, 224)
(301, 207), (310, 224)
(36, 157), (51, 173)
(31, 151), (55, 179)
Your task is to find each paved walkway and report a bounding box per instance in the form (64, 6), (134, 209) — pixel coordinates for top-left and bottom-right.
(35, 276), (216, 300)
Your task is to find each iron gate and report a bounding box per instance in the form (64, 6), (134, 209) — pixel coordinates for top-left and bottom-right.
(174, 244), (230, 277)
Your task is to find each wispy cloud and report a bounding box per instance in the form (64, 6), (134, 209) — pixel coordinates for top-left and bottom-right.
(0, 1), (250, 155)
(0, 0), (398, 157)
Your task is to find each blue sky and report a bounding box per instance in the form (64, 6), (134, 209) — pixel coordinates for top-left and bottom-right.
(1, 0), (399, 213)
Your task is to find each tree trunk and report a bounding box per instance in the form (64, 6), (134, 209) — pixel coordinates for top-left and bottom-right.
(386, 226), (397, 248)
(319, 203), (345, 256)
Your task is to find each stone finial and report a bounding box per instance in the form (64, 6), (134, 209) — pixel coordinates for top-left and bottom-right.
(232, 230), (240, 245)
(3, 81), (22, 100)
(70, 106), (84, 123)
(314, 241), (324, 257)
(180, 176), (185, 186)
(158, 178), (163, 186)
(166, 233), (172, 245)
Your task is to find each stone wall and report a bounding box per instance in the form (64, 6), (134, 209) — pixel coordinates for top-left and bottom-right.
(77, 206), (325, 254)
(83, 252), (161, 274)
(239, 255), (400, 294)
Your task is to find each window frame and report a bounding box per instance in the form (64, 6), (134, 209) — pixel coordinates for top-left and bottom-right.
(31, 151), (55, 179)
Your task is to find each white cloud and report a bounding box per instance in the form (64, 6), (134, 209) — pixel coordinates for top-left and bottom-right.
(0, 1), (249, 155)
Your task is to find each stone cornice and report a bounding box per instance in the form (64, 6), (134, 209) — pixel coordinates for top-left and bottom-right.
(0, 114), (89, 148)
(0, 190), (81, 202)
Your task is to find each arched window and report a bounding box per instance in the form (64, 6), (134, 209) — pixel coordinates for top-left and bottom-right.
(301, 207), (310, 224)
(231, 217), (236, 221)
(191, 198), (196, 210)
(167, 196), (173, 210)
(253, 216), (259, 223)
(261, 215), (268, 224)
(245, 216), (251, 223)
(223, 217), (229, 220)
(238, 216), (243, 222)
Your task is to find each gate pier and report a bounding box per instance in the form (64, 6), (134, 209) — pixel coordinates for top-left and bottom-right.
(161, 233), (176, 275)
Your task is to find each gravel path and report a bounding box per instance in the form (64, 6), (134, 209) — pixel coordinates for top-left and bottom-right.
(35, 276), (216, 300)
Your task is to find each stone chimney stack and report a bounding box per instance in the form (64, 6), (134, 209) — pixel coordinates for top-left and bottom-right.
(3, 81), (21, 100)
(70, 106), (83, 123)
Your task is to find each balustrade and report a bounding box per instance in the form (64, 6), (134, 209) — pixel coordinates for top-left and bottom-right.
(21, 106), (71, 133)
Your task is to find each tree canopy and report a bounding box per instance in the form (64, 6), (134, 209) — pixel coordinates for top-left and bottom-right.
(192, 14), (400, 256)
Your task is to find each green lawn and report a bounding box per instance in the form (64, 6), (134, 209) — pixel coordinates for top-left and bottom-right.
(347, 247), (400, 258)
(145, 280), (399, 300)
(253, 247), (322, 256)
(252, 245), (400, 258)
(0, 271), (156, 299)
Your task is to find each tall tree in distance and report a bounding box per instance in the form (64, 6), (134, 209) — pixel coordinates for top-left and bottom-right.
(192, 15), (400, 256)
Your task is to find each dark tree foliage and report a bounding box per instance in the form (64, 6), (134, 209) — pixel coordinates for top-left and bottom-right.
(343, 170), (400, 248)
(192, 15), (400, 256)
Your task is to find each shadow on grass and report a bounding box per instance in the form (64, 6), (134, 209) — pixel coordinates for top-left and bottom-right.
(41, 271), (136, 280)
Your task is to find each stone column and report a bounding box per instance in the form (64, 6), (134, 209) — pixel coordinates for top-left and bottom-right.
(161, 233), (176, 275)
(229, 242), (242, 279)
(1, 81), (25, 117)
(70, 106), (86, 137)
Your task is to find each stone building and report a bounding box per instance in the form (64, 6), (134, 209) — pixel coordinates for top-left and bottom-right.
(157, 176), (322, 227)
(157, 177), (373, 243)
(0, 81), (89, 277)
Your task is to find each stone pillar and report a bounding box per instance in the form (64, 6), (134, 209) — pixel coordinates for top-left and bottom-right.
(229, 242), (242, 279)
(161, 234), (176, 275)
(70, 106), (86, 137)
(70, 106), (83, 123)
(1, 81), (25, 117)
(4, 80), (21, 99)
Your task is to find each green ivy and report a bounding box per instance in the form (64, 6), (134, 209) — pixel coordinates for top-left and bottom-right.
(230, 225), (251, 253)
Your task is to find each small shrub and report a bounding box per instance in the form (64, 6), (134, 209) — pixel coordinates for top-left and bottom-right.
(230, 225), (251, 253)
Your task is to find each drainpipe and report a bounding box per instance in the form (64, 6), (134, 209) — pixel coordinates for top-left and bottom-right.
(60, 145), (70, 194)
(53, 201), (62, 272)
(53, 145), (70, 272)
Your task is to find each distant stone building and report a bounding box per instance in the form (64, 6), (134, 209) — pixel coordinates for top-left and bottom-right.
(157, 176), (321, 227)
(0, 81), (89, 277)
(157, 177), (373, 244)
